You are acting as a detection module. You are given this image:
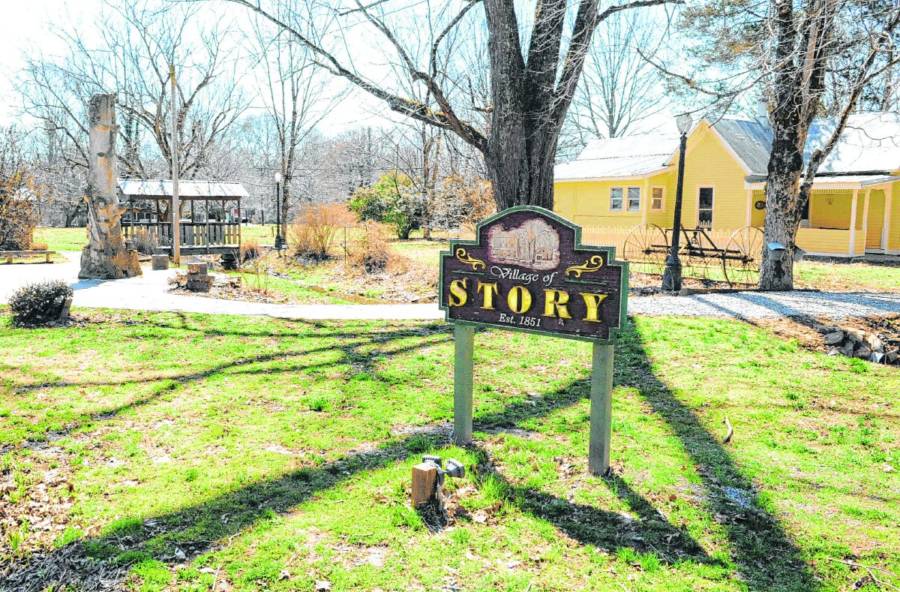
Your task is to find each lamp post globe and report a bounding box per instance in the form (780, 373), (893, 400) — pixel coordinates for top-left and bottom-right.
(274, 171), (284, 250)
(662, 113), (692, 292)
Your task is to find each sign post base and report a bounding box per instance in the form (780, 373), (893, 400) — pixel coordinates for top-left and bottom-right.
(453, 324), (474, 445)
(589, 342), (614, 476)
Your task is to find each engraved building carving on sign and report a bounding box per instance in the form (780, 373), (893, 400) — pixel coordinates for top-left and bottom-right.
(487, 218), (560, 270)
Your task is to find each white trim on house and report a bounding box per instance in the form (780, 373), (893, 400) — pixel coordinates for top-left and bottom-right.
(744, 175), (900, 191)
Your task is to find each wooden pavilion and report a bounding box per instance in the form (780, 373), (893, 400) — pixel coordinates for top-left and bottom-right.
(119, 179), (247, 254)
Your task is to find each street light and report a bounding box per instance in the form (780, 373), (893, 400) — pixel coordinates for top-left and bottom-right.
(274, 171), (284, 250)
(662, 113), (693, 292)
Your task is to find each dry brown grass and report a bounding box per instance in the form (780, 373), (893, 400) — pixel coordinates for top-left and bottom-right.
(290, 203), (356, 260)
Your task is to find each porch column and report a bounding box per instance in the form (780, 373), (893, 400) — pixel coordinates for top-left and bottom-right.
(861, 188), (871, 254)
(848, 189), (859, 256)
(883, 184), (894, 252)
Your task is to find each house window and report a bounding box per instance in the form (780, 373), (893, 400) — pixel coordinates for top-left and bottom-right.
(698, 187), (714, 227)
(627, 187), (641, 211)
(610, 187), (623, 211)
(651, 187), (664, 210)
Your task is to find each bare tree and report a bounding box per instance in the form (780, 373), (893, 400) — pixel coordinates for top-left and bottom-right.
(662, 0), (900, 290)
(246, 10), (345, 239)
(21, 0), (247, 182)
(560, 8), (672, 158)
(217, 0), (680, 210)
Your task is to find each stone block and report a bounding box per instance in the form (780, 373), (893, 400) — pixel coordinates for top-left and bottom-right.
(823, 330), (844, 345)
(151, 254), (169, 270)
(187, 263), (208, 276)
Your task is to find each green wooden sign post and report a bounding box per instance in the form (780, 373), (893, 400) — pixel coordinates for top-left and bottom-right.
(440, 206), (628, 475)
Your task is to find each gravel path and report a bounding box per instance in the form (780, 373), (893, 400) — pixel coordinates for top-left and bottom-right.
(1, 254), (897, 321)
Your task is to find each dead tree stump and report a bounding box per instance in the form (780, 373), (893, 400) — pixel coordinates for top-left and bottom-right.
(186, 263), (212, 292)
(79, 93), (141, 279)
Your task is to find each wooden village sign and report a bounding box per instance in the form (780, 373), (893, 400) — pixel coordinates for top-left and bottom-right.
(439, 206), (628, 475)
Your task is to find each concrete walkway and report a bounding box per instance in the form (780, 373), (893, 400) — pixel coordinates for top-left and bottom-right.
(1, 253), (897, 321)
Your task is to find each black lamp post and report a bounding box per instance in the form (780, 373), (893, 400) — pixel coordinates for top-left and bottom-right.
(662, 113), (693, 292)
(274, 171), (284, 250)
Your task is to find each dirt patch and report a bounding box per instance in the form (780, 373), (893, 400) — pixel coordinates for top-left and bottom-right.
(169, 273), (291, 304)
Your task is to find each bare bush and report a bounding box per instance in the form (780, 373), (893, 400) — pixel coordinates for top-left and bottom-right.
(348, 222), (391, 274)
(290, 203), (355, 261)
(240, 239), (262, 263)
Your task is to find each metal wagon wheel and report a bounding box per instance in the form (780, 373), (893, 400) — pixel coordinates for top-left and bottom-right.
(723, 226), (764, 287)
(623, 224), (668, 275)
(679, 228), (717, 283)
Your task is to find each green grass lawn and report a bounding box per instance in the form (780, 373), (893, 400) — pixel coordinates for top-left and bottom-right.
(33, 227), (89, 252)
(1, 310), (897, 591)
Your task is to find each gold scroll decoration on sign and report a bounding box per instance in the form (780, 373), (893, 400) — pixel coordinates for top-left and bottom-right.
(456, 248), (486, 271)
(565, 255), (604, 278)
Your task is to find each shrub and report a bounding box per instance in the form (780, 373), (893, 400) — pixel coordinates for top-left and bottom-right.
(0, 193), (36, 250)
(290, 203), (355, 260)
(8, 280), (73, 327)
(347, 223), (391, 274)
(349, 172), (424, 239)
(240, 239), (261, 263)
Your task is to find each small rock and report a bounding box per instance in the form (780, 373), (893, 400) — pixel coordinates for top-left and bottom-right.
(855, 346), (872, 359)
(845, 328), (865, 343)
(823, 330), (844, 345)
(174, 548), (186, 561)
(279, 569), (290, 580)
(316, 581), (332, 591)
(886, 350), (898, 364)
(865, 335), (884, 352)
(840, 342), (855, 356)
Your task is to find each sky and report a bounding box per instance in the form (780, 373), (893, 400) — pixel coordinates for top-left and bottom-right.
(0, 0), (390, 132)
(0, 0), (686, 147)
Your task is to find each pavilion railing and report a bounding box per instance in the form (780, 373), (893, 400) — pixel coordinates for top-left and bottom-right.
(122, 222), (241, 248)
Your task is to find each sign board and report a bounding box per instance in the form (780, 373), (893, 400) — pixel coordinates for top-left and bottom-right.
(439, 206), (627, 342)
(439, 206), (628, 476)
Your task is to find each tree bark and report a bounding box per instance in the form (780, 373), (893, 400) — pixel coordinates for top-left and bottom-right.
(79, 94), (141, 279)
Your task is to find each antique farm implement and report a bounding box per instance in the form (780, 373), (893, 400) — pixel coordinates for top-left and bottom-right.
(623, 224), (764, 286)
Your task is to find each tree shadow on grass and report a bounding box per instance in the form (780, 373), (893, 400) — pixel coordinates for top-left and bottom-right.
(1, 320), (818, 591)
(617, 321), (819, 591)
(2, 321), (451, 451)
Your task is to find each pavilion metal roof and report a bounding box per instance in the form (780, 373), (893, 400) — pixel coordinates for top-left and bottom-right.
(118, 179), (249, 198)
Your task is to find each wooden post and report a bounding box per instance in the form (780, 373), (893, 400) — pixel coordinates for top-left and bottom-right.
(411, 462), (440, 507)
(170, 64), (181, 265)
(453, 324), (475, 445)
(588, 342), (615, 476)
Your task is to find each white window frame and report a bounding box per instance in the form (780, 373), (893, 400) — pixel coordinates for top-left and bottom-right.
(627, 187), (641, 212)
(698, 186), (715, 227)
(651, 186), (665, 211)
(609, 187), (624, 211)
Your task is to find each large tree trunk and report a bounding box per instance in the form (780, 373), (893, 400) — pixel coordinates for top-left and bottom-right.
(485, 125), (558, 210)
(79, 94), (141, 279)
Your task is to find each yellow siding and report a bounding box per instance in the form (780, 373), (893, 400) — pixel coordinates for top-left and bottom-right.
(645, 170), (677, 227)
(678, 122), (750, 229)
(555, 180), (646, 227)
(810, 190), (853, 229)
(750, 190), (765, 227)
(866, 189), (886, 248)
(796, 228), (852, 256)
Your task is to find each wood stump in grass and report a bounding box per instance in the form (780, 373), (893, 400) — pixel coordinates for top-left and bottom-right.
(79, 93), (141, 280)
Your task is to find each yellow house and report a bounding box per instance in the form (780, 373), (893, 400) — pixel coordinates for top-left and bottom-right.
(554, 113), (900, 257)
